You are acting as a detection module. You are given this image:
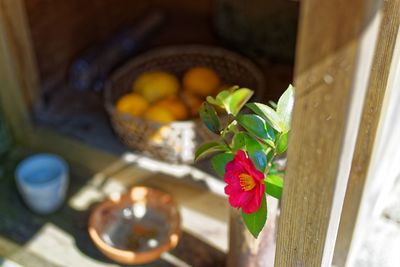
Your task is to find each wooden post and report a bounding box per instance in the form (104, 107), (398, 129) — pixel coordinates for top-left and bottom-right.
(275, 0), (382, 266)
(334, 0), (400, 265)
(0, 0), (39, 141)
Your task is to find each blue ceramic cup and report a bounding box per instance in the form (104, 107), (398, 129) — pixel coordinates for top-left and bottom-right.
(15, 154), (69, 214)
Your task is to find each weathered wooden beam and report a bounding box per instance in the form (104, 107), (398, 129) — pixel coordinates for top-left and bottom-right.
(275, 0), (381, 266)
(334, 0), (400, 265)
(0, 0), (39, 142)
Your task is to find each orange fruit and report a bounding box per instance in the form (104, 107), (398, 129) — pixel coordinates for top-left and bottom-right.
(183, 67), (220, 97)
(144, 105), (175, 123)
(149, 125), (169, 145)
(156, 97), (189, 121)
(181, 90), (203, 117)
(133, 71), (179, 103)
(116, 93), (149, 117)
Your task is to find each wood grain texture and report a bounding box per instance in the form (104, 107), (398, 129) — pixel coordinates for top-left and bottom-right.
(333, 0), (400, 265)
(0, 0), (39, 141)
(274, 0), (380, 266)
(23, 0), (214, 91)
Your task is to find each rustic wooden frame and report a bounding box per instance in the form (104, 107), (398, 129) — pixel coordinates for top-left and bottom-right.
(333, 0), (400, 265)
(275, 0), (386, 266)
(0, 0), (116, 172)
(1, 0), (399, 266)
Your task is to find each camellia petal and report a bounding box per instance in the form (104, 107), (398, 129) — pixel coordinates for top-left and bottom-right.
(223, 149), (266, 213)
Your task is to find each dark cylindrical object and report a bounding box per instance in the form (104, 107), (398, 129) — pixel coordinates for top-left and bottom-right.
(69, 11), (166, 92)
(227, 197), (279, 267)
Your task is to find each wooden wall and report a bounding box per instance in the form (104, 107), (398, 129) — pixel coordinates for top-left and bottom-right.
(274, 0), (381, 265)
(23, 0), (213, 91)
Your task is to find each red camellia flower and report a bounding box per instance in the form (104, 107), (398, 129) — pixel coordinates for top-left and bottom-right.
(224, 150), (265, 214)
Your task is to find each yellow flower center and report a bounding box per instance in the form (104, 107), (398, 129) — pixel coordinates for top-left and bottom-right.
(239, 173), (256, 191)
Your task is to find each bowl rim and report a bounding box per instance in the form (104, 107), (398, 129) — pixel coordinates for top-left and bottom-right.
(88, 186), (181, 265)
(15, 153), (69, 187)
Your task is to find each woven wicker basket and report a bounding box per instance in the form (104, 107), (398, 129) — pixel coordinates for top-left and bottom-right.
(105, 45), (265, 163)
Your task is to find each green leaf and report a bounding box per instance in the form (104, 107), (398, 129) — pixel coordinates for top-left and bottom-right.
(228, 88), (254, 116)
(216, 90), (231, 109)
(276, 132), (289, 154)
(243, 135), (267, 172)
(199, 102), (220, 134)
(246, 102), (285, 133)
(195, 142), (226, 161)
(265, 174), (284, 199)
(232, 132), (246, 152)
(276, 84), (294, 132)
(237, 114), (269, 139)
(252, 151), (267, 173)
(268, 101), (277, 109)
(265, 138), (276, 149)
(206, 96), (223, 108)
(211, 153), (234, 177)
(242, 196), (267, 238)
(264, 147), (274, 162)
(267, 128), (276, 141)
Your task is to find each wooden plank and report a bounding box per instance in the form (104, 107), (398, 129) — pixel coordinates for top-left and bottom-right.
(0, 153), (227, 267)
(0, 0), (39, 109)
(274, 0), (381, 266)
(333, 0), (400, 265)
(26, 127), (228, 198)
(334, 0), (400, 266)
(0, 0), (39, 142)
(28, 127), (120, 174)
(0, 236), (57, 267)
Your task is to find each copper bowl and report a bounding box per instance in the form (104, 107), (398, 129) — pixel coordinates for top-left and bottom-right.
(88, 187), (181, 265)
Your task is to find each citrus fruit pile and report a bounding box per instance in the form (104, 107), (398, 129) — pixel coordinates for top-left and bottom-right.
(116, 67), (225, 123)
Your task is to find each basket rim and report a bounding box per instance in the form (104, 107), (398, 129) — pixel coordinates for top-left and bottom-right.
(107, 107), (199, 127)
(104, 44), (266, 127)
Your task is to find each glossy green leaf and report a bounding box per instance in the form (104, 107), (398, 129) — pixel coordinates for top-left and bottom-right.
(195, 142), (226, 161)
(252, 151), (268, 173)
(206, 96), (223, 108)
(244, 135), (267, 172)
(237, 114), (269, 139)
(276, 132), (289, 154)
(228, 88), (254, 116)
(269, 100), (277, 109)
(211, 153), (234, 177)
(226, 120), (239, 133)
(246, 102), (284, 133)
(216, 90), (231, 109)
(242, 196), (267, 238)
(232, 132), (246, 152)
(265, 174), (284, 199)
(267, 128), (276, 141)
(276, 84), (294, 132)
(199, 102), (220, 134)
(265, 138), (276, 149)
